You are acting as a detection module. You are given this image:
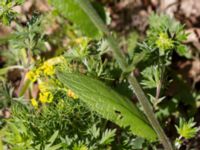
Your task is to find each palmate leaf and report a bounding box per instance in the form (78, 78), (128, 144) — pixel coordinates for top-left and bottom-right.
(57, 71), (157, 141)
(49, 0), (101, 38)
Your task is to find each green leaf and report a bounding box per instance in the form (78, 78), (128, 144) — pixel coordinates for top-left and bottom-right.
(45, 131), (60, 150)
(57, 71), (157, 141)
(100, 129), (116, 145)
(127, 31), (138, 58)
(176, 45), (191, 58)
(49, 0), (101, 38)
(48, 131), (59, 144)
(175, 118), (199, 139)
(47, 144), (62, 150)
(132, 137), (145, 149)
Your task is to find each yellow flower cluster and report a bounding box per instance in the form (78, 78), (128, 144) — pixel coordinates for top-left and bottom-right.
(38, 82), (48, 92)
(31, 98), (38, 109)
(67, 89), (78, 100)
(26, 70), (39, 82)
(156, 33), (174, 51)
(38, 81), (54, 104)
(30, 80), (54, 108)
(39, 91), (53, 104)
(30, 89), (54, 109)
(26, 62), (55, 82)
(40, 62), (55, 76)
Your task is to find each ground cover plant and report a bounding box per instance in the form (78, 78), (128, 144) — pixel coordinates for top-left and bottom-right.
(0, 0), (200, 149)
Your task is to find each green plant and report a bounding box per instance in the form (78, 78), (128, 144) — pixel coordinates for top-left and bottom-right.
(176, 118), (199, 139)
(0, 0), (198, 149)
(0, 0), (24, 25)
(52, 0), (174, 149)
(147, 13), (190, 58)
(0, 80), (12, 109)
(57, 71), (157, 141)
(175, 118), (199, 149)
(1, 95), (118, 149)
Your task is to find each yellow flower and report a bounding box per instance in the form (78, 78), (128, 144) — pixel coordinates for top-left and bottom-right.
(38, 82), (48, 92)
(40, 62), (55, 76)
(39, 91), (53, 103)
(156, 33), (174, 51)
(31, 98), (38, 109)
(26, 70), (38, 82)
(67, 89), (78, 100)
(35, 69), (41, 77)
(75, 37), (88, 44)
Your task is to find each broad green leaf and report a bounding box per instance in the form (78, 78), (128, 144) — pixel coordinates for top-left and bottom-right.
(49, 0), (101, 38)
(57, 71), (157, 141)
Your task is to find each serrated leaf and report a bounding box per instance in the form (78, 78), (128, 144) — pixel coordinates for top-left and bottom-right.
(45, 131), (60, 150)
(176, 45), (191, 58)
(49, 0), (101, 38)
(48, 131), (59, 144)
(100, 129), (116, 145)
(46, 144), (62, 150)
(57, 71), (157, 141)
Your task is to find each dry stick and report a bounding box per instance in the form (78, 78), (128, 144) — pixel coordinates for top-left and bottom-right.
(76, 0), (173, 149)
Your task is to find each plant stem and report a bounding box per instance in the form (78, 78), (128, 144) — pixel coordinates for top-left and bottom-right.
(128, 75), (172, 149)
(17, 69), (28, 97)
(156, 80), (162, 100)
(76, 0), (173, 149)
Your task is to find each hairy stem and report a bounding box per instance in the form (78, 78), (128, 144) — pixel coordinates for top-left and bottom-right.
(76, 0), (173, 149)
(128, 75), (172, 149)
(156, 80), (162, 100)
